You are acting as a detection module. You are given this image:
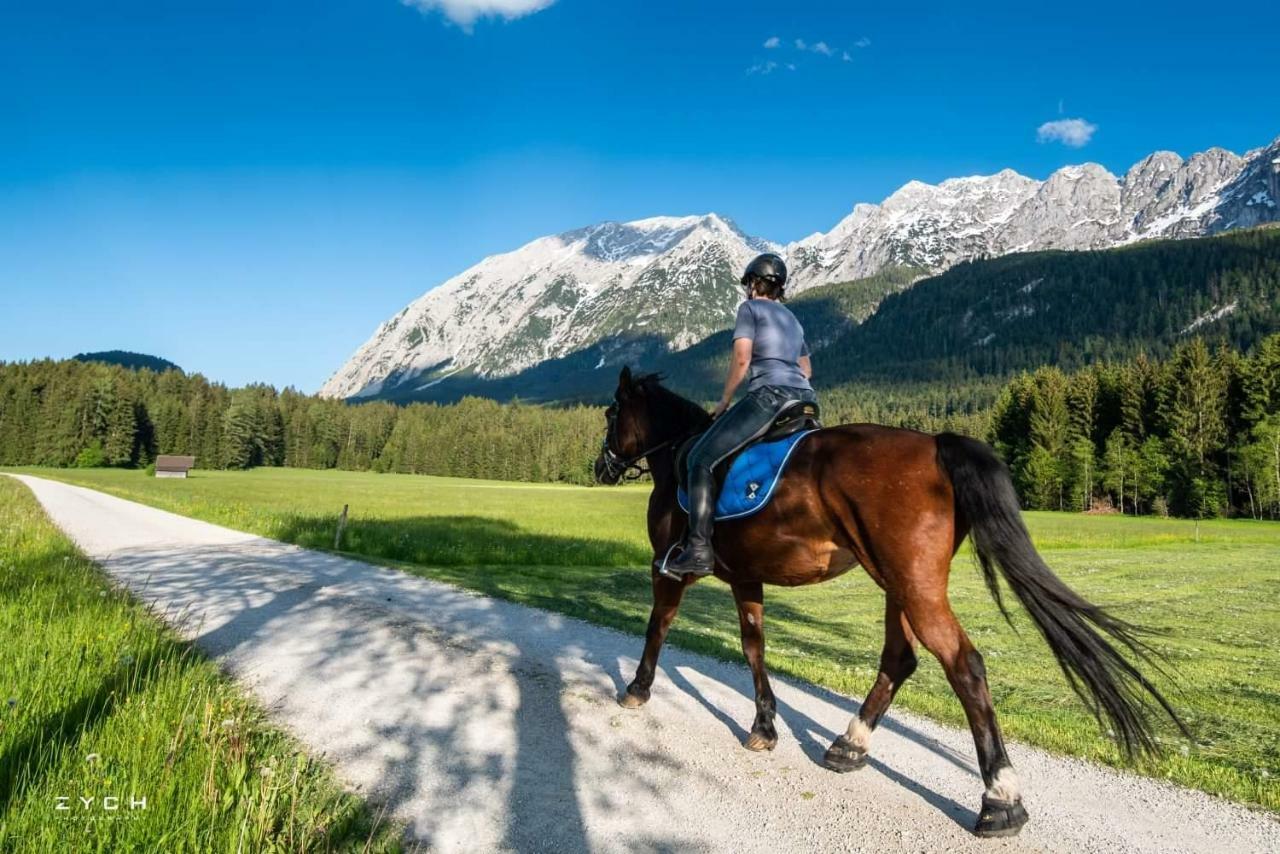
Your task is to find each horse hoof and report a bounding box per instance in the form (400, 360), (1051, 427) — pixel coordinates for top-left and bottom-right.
(822, 735), (866, 773)
(618, 688), (649, 710)
(973, 796), (1029, 838)
(744, 731), (778, 752)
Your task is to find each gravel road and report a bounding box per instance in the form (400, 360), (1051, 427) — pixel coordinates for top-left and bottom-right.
(9, 474), (1279, 853)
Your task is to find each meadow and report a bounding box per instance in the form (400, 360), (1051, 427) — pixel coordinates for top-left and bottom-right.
(10, 466), (1280, 814)
(0, 476), (405, 851)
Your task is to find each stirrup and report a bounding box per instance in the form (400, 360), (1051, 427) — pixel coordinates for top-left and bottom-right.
(658, 542), (715, 579)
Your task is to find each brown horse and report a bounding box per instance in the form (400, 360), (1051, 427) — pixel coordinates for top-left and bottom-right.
(593, 368), (1184, 838)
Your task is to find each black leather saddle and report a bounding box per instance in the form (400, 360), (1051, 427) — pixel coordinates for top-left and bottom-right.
(675, 399), (821, 492)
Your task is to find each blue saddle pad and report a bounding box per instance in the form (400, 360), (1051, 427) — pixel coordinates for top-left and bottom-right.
(677, 430), (816, 522)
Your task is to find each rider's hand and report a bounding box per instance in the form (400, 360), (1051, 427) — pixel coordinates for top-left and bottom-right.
(712, 399), (730, 419)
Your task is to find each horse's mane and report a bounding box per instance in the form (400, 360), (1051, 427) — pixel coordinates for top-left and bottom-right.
(632, 372), (713, 434)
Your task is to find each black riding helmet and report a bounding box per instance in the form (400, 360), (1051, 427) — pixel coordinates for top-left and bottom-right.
(741, 253), (787, 296)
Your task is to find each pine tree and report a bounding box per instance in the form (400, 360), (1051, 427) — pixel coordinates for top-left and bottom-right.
(1160, 339), (1228, 515)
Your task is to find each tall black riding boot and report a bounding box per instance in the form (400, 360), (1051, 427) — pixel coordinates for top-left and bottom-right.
(662, 471), (716, 579)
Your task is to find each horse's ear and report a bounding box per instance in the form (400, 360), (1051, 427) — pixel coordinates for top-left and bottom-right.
(618, 366), (632, 393)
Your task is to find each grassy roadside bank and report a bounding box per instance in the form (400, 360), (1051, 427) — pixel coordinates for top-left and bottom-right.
(10, 466), (1280, 814)
(0, 476), (405, 851)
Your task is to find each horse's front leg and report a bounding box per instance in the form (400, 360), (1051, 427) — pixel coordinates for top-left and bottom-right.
(620, 570), (692, 709)
(733, 581), (778, 751)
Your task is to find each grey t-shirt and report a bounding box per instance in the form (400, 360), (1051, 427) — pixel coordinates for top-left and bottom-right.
(733, 299), (812, 392)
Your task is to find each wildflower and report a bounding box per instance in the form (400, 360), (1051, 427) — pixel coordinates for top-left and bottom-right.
(86, 753), (101, 764)
(221, 718), (236, 728)
(120, 654), (134, 667)
(260, 766), (274, 778)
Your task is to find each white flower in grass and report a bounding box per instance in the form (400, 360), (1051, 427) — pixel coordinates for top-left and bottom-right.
(120, 654), (134, 666)
(221, 718), (237, 729)
(85, 753), (101, 764)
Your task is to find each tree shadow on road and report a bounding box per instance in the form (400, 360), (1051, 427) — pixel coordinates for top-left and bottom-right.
(105, 540), (701, 851)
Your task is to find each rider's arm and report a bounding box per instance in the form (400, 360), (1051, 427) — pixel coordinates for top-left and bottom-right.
(717, 337), (753, 416)
(798, 354), (813, 379)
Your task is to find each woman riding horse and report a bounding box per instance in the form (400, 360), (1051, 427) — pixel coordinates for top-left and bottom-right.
(593, 256), (1185, 838)
(664, 252), (818, 579)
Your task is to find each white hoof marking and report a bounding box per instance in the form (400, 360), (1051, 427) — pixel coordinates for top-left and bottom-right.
(845, 717), (873, 752)
(986, 767), (1021, 803)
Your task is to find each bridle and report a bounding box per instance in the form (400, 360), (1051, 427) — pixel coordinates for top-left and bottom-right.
(598, 400), (687, 482)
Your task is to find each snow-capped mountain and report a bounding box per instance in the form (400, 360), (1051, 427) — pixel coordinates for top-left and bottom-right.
(321, 214), (774, 399)
(321, 135), (1279, 400)
(787, 137), (1279, 287)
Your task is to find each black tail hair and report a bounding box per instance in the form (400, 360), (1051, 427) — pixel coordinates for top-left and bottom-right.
(935, 432), (1189, 757)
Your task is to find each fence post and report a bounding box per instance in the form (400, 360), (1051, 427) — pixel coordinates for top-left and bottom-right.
(334, 504), (349, 550)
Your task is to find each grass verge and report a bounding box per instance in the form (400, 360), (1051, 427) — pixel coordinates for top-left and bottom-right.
(0, 476), (405, 852)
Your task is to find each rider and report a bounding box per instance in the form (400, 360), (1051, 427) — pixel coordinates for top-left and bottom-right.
(663, 252), (817, 579)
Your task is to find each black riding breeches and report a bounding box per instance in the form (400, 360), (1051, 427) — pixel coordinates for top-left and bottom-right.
(684, 384), (817, 546)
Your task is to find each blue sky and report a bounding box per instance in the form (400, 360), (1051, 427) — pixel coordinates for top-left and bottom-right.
(2, 0), (1278, 391)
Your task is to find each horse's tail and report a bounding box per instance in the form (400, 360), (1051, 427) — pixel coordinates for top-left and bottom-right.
(934, 431), (1188, 757)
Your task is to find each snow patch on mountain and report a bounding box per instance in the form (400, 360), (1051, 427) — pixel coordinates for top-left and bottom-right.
(1182, 300), (1240, 334)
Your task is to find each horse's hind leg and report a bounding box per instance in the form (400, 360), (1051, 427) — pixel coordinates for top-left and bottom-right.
(620, 572), (693, 709)
(903, 588), (1028, 838)
(731, 581), (778, 751)
(824, 599), (917, 772)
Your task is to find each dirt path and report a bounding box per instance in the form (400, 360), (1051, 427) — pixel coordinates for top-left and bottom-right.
(10, 474), (1278, 853)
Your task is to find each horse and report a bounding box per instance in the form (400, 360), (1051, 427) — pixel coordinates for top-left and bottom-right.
(592, 367), (1185, 838)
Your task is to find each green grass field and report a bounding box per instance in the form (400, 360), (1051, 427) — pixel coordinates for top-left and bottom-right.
(9, 466), (1280, 814)
(0, 476), (405, 852)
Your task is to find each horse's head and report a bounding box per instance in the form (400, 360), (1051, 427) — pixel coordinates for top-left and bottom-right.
(594, 366), (654, 485)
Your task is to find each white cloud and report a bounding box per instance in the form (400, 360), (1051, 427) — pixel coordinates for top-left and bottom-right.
(855, 36), (871, 48)
(401, 0), (555, 29)
(761, 35), (858, 69)
(746, 58), (800, 75)
(1036, 117), (1098, 148)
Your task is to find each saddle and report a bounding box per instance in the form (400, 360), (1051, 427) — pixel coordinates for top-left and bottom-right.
(674, 399), (821, 521)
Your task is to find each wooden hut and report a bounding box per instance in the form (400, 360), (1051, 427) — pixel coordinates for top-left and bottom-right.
(155, 455), (196, 478)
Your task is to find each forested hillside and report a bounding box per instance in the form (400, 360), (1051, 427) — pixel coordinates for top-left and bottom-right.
(73, 350), (183, 373)
(816, 226), (1280, 383)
